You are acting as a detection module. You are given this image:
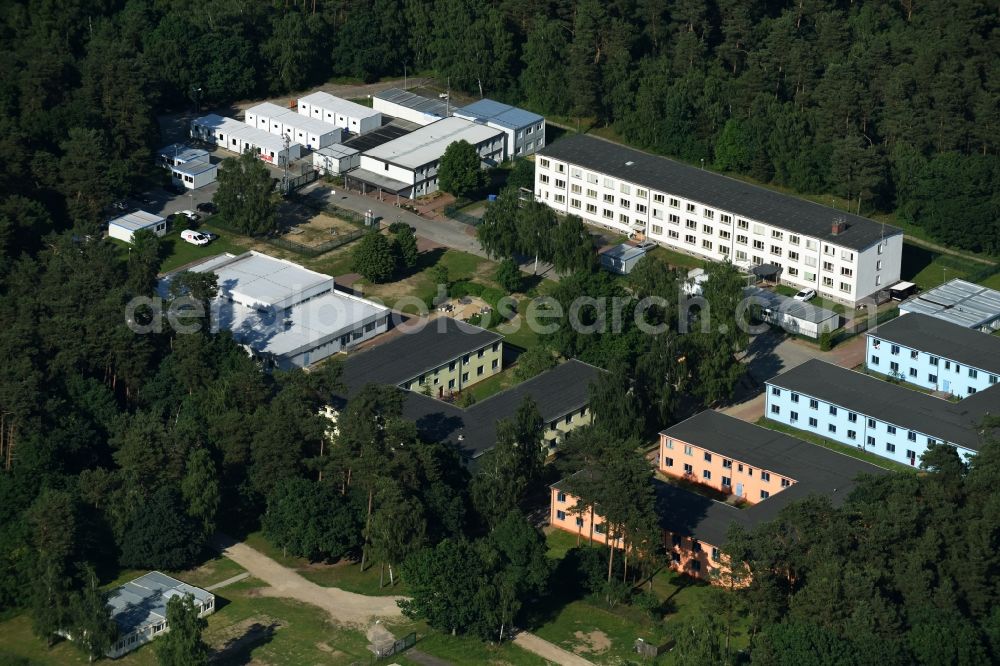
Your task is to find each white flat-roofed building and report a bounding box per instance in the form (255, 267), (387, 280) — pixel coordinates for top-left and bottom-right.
(899, 279), (1000, 331)
(352, 117), (505, 199)
(297, 91), (382, 135)
(313, 144), (360, 175)
(373, 88), (450, 126)
(245, 102), (343, 150)
(245, 101), (294, 134)
(166, 251), (390, 369)
(158, 143), (209, 168)
(108, 210), (168, 243)
(454, 98), (545, 157)
(190, 114), (302, 165)
(534, 135), (903, 306)
(170, 158), (217, 189)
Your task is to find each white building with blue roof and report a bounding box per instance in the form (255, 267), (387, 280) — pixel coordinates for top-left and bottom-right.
(101, 571), (215, 658)
(454, 99), (545, 157)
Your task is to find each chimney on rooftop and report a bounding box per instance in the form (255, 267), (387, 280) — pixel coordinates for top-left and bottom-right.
(831, 217), (849, 235)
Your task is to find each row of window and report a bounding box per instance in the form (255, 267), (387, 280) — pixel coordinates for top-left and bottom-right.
(773, 403), (931, 458)
(663, 440), (789, 487)
(870, 344), (998, 384)
(536, 163), (863, 264)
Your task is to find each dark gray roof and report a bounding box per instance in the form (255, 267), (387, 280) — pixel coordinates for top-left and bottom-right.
(869, 313), (1000, 374)
(410, 359), (604, 457)
(341, 318), (501, 389)
(342, 123), (411, 152)
(766, 359), (1000, 450)
(374, 88), (450, 118)
(539, 135), (901, 251)
(338, 353), (604, 459)
(555, 411), (886, 546)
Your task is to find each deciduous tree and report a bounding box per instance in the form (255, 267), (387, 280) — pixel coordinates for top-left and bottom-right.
(438, 140), (485, 198)
(214, 150), (277, 236)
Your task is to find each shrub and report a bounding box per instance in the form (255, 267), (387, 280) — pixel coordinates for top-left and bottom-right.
(495, 258), (523, 293)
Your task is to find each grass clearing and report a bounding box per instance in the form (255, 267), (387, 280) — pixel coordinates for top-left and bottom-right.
(979, 271), (1000, 290)
(391, 622), (550, 666)
(0, 578), (373, 666)
(466, 365), (518, 401)
(533, 531), (739, 664)
(900, 242), (989, 290)
(648, 245), (706, 271)
(158, 224), (248, 273)
(757, 417), (915, 473)
(491, 280), (558, 351)
(299, 560), (409, 597)
(244, 531), (405, 597)
(355, 248), (493, 309)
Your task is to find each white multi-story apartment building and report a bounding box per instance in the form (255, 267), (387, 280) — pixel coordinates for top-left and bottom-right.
(534, 135), (903, 306)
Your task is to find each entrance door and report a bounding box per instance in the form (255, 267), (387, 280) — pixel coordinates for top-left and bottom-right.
(736, 483), (744, 498)
(943, 379), (951, 393)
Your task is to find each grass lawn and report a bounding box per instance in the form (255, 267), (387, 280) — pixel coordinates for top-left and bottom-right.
(0, 577), (372, 666)
(531, 531), (738, 664)
(534, 601), (670, 664)
(757, 417), (915, 473)
(899, 241), (990, 290)
(354, 248), (494, 309)
(491, 279), (558, 351)
(158, 224), (248, 273)
(466, 365), (518, 401)
(544, 527), (581, 560)
(979, 271), (1000, 290)
(391, 622), (550, 666)
(244, 531), (406, 597)
(301, 244), (356, 278)
(648, 245), (706, 271)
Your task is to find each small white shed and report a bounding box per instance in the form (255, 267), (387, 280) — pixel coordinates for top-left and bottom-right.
(170, 159), (217, 189)
(108, 210), (168, 243)
(312, 144), (360, 175)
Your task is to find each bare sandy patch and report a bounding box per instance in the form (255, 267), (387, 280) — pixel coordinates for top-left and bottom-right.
(572, 629), (611, 654)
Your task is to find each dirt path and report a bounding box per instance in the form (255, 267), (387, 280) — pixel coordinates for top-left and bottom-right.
(213, 535), (404, 627)
(513, 632), (595, 666)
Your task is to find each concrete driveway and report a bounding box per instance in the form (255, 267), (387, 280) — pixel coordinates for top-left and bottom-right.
(723, 330), (867, 422)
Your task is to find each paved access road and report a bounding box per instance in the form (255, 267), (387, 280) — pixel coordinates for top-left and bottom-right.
(300, 181), (485, 257)
(213, 535), (404, 626)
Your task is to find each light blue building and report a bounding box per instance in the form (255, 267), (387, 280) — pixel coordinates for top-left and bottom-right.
(866, 313), (1000, 397)
(764, 359), (996, 467)
(454, 99), (545, 157)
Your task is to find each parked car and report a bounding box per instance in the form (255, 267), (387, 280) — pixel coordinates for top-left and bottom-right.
(200, 230), (218, 241)
(180, 229), (210, 246)
(176, 209), (201, 222)
(793, 288), (817, 302)
(196, 201), (217, 214)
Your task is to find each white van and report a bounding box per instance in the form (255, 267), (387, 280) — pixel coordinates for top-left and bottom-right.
(181, 229), (210, 246)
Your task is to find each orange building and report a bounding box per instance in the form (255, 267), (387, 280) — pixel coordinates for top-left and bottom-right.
(550, 410), (887, 583)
